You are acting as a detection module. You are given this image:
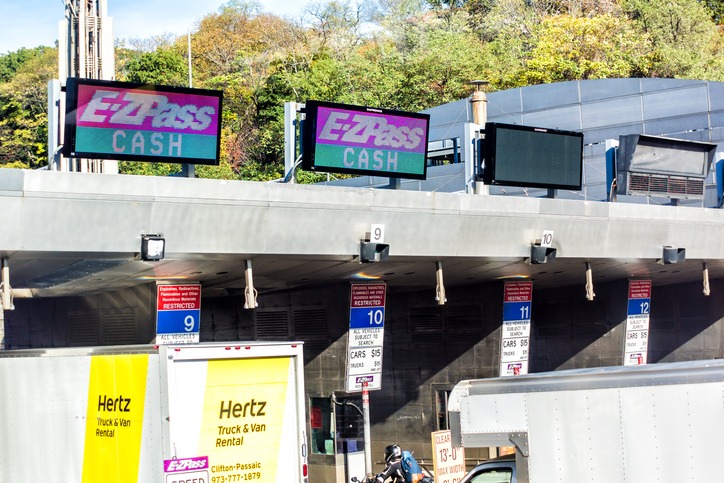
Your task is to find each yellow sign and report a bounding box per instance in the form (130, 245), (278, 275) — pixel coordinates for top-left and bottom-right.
(200, 357), (292, 482)
(82, 354), (149, 483)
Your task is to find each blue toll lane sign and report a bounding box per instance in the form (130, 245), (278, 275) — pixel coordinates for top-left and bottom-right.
(349, 307), (385, 329)
(156, 284), (201, 344)
(346, 283), (386, 392)
(503, 301), (531, 322)
(624, 279), (651, 366)
(500, 281), (533, 377)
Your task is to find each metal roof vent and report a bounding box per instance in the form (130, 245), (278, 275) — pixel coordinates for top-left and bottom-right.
(616, 134), (716, 200)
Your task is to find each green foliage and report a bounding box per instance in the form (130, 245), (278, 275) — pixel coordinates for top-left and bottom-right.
(0, 47), (51, 83)
(2, 0), (723, 179)
(620, 0), (718, 77)
(121, 49), (189, 86)
(117, 161), (181, 177)
(521, 15), (654, 84)
(702, 0), (724, 23)
(196, 159), (239, 180)
(0, 47), (56, 168)
(235, 159), (284, 181)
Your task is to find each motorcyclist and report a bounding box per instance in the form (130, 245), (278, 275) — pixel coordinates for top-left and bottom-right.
(374, 444), (406, 483)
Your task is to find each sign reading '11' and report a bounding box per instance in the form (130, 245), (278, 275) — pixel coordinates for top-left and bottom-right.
(500, 281), (533, 376)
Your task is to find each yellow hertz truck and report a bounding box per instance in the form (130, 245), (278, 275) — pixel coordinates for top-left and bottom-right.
(0, 342), (309, 483)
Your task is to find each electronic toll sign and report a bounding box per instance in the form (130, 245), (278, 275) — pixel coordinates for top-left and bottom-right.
(63, 78), (223, 165)
(302, 101), (430, 180)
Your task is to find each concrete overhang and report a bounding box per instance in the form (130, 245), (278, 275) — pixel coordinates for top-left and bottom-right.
(1, 169), (722, 298)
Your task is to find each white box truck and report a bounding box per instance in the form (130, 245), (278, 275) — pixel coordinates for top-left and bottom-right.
(0, 341), (309, 483)
(448, 359), (724, 483)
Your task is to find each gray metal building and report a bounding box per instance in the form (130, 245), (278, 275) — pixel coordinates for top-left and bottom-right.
(1, 78), (724, 481)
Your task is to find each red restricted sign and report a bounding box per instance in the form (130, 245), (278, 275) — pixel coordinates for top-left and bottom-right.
(350, 283), (386, 308)
(157, 284), (201, 311)
(504, 281), (533, 302)
(628, 280), (652, 299)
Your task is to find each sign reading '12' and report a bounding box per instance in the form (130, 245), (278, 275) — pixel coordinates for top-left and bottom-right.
(624, 279), (651, 366)
(63, 78), (223, 165)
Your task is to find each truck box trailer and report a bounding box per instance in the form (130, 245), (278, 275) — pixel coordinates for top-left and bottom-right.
(448, 359), (724, 483)
(0, 341), (308, 483)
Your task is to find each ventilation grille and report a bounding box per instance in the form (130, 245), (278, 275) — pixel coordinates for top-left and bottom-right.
(572, 304), (608, 337)
(534, 304), (571, 337)
(409, 307), (443, 343)
(679, 297), (711, 328)
(67, 311), (101, 347)
(102, 308), (137, 345)
(293, 309), (328, 353)
(447, 305), (483, 335)
(256, 310), (290, 340)
(628, 173), (704, 199)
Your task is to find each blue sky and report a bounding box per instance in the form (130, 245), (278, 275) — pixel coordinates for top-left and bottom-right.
(0, 0), (305, 54)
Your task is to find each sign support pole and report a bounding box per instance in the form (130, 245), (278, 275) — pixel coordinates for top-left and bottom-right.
(362, 382), (372, 477)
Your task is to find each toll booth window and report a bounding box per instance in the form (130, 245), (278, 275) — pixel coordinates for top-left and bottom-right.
(335, 396), (364, 454)
(435, 389), (451, 431)
(310, 397), (334, 455)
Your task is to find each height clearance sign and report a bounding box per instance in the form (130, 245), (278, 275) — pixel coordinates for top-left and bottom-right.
(346, 283), (386, 392)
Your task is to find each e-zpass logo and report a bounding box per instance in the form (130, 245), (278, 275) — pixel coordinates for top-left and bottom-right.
(80, 89), (216, 132)
(165, 457), (209, 472)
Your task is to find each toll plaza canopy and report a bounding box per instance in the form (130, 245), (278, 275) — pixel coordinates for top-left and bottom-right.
(1, 166), (724, 300)
(1, 78), (724, 301)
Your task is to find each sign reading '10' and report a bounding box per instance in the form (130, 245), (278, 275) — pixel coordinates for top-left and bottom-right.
(350, 306), (385, 328)
(346, 283), (387, 392)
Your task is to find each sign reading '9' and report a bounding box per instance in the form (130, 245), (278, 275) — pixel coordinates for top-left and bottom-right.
(63, 78), (223, 165)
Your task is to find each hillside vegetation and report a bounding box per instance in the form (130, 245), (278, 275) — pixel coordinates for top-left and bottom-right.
(1, 0), (722, 180)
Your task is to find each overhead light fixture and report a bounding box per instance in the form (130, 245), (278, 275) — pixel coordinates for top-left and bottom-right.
(360, 240), (390, 263)
(141, 234), (165, 261)
(703, 263), (711, 296)
(529, 244), (556, 264)
(660, 246), (685, 265)
(435, 261), (447, 306)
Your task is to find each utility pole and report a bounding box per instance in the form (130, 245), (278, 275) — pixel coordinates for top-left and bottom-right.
(51, 0), (117, 173)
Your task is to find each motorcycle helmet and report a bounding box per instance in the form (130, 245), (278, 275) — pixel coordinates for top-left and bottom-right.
(384, 444), (402, 462)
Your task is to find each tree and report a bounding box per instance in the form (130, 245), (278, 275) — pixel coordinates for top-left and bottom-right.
(520, 14), (653, 85)
(121, 49), (189, 86)
(396, 21), (492, 110)
(701, 0), (724, 24)
(0, 47), (56, 169)
(620, 0), (718, 77)
(0, 47), (52, 83)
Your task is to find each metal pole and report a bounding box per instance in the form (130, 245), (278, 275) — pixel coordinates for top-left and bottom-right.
(1, 259), (11, 311)
(0, 304), (5, 350)
(362, 382), (372, 476)
(188, 27), (193, 88)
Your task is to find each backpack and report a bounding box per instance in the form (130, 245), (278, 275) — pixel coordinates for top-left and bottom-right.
(400, 450), (424, 483)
